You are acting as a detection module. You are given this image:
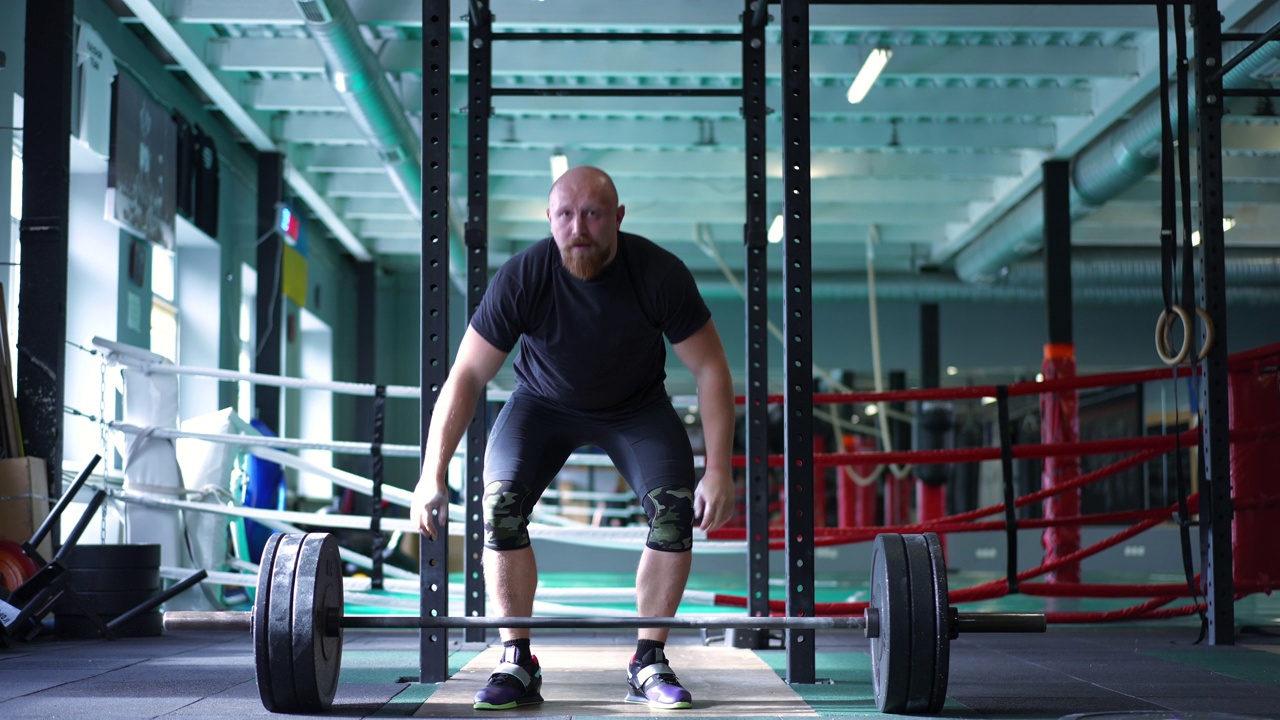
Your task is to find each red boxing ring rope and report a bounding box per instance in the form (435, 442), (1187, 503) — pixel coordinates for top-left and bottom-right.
(712, 342), (1280, 624)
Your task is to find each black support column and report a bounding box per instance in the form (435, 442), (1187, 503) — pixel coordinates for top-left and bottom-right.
(16, 0), (74, 507)
(420, 0), (453, 682)
(462, 0), (492, 645)
(742, 0), (771, 639)
(780, 0), (815, 685)
(1191, 0), (1234, 645)
(254, 152), (285, 432)
(1042, 160), (1072, 345)
(920, 304), (939, 390)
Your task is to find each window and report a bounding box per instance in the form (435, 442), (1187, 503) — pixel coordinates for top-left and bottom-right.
(7, 126), (20, 386)
(150, 297), (178, 363)
(238, 263), (256, 419)
(149, 246), (177, 362)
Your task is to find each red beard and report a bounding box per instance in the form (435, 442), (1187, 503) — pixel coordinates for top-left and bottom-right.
(560, 241), (609, 280)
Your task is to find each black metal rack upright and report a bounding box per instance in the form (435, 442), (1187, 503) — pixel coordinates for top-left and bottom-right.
(416, 0), (1246, 684)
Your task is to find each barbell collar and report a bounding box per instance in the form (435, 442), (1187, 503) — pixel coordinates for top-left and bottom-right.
(166, 610), (253, 632)
(953, 611), (1047, 635)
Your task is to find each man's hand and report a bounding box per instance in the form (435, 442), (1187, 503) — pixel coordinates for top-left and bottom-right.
(411, 483), (450, 540)
(693, 468), (736, 532)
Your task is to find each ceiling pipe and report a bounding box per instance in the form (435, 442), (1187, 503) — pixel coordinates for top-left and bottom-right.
(695, 274), (1280, 305)
(294, 0), (421, 217)
(294, 0), (470, 289)
(1001, 249), (1280, 286)
(954, 3), (1280, 283)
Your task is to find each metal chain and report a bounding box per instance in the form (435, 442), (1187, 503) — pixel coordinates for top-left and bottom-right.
(98, 357), (109, 543)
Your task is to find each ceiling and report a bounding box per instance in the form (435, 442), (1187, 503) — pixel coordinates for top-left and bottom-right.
(107, 0), (1280, 304)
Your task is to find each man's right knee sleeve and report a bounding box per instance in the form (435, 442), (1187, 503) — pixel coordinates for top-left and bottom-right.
(482, 480), (532, 550)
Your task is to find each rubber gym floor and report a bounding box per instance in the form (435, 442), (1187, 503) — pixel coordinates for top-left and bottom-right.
(3, 571), (1279, 720)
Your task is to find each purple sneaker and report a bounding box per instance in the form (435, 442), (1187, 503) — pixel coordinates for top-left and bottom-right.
(473, 654), (543, 710)
(625, 649), (692, 710)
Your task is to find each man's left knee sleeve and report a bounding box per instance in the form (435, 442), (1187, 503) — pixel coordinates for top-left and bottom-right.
(641, 485), (694, 552)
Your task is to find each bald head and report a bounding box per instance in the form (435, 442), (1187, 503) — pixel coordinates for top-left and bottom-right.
(549, 165), (619, 207)
(546, 165), (625, 280)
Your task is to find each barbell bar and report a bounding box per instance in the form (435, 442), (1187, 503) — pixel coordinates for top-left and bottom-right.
(162, 531), (1046, 715)
(164, 607), (1044, 634)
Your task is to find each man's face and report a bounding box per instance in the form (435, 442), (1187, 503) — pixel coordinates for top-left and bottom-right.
(547, 171), (624, 280)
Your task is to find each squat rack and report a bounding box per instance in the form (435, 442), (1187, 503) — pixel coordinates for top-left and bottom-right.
(417, 0), (1248, 685)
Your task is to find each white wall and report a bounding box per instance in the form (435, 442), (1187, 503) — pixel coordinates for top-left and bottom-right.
(297, 308), (334, 499)
(63, 160), (123, 472)
(175, 215), (221, 421)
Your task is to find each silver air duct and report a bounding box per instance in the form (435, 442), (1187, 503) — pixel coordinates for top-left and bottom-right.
(954, 3), (1280, 283)
(696, 275), (1280, 305)
(294, 0), (421, 219)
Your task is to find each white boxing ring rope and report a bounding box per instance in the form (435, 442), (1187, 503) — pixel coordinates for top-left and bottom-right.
(94, 336), (512, 402)
(91, 339), (745, 615)
(107, 420), (700, 468)
(105, 487), (745, 554)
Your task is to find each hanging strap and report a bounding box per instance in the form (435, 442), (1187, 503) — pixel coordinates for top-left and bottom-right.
(1157, 3), (1176, 313)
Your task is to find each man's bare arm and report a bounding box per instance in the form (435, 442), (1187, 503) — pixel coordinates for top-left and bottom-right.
(412, 326), (509, 538)
(672, 319), (736, 532)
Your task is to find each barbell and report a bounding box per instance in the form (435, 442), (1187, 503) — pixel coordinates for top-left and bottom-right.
(163, 531), (1046, 715)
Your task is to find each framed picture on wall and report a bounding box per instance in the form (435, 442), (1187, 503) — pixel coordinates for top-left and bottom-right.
(106, 71), (176, 249)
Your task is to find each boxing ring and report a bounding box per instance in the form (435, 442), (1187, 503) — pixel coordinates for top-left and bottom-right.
(48, 334), (1279, 625)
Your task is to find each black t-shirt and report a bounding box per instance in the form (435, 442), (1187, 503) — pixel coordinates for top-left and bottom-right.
(471, 232), (711, 412)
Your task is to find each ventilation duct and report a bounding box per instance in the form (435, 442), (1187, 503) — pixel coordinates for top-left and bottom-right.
(696, 275), (1280, 305)
(954, 4), (1280, 283)
(293, 0), (421, 218)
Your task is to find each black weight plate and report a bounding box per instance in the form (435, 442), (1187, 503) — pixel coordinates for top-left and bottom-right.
(291, 533), (343, 712)
(64, 543), (161, 569)
(267, 534), (305, 713)
(902, 534), (940, 714)
(54, 611), (163, 638)
(67, 567), (161, 592)
(53, 588), (161, 615)
(870, 533), (912, 714)
(253, 532), (286, 712)
(923, 532), (951, 714)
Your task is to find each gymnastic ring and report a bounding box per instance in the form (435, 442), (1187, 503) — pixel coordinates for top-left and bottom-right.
(1154, 305), (1192, 366)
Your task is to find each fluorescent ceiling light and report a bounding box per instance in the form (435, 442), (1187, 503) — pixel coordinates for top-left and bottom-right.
(847, 48), (892, 104)
(767, 214), (784, 244)
(550, 150), (569, 181)
(945, 365), (959, 376)
(332, 71), (348, 93)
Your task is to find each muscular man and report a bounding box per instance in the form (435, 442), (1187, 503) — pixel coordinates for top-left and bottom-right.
(411, 166), (736, 711)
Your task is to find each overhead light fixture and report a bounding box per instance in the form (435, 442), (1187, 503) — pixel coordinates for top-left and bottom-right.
(767, 214), (784, 244)
(550, 149), (569, 181)
(847, 47), (892, 104)
(1191, 216), (1236, 247)
(332, 70), (349, 93)
(945, 365), (959, 377)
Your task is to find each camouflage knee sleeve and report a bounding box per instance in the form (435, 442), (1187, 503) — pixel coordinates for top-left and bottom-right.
(483, 481), (532, 550)
(641, 486), (694, 552)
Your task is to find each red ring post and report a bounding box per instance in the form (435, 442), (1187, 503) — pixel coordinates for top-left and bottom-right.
(1229, 364), (1280, 586)
(1041, 342), (1081, 583)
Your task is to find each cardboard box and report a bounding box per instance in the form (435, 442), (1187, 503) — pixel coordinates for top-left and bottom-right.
(0, 457), (52, 559)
